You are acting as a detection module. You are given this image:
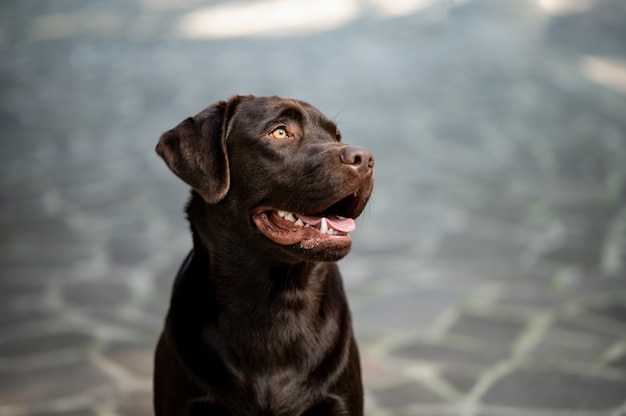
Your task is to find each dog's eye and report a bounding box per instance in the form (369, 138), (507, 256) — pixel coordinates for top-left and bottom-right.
(271, 127), (288, 139)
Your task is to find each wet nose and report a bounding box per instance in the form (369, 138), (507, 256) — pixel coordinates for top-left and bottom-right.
(340, 146), (374, 174)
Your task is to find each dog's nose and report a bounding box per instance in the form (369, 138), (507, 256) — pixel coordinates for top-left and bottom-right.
(340, 146), (374, 174)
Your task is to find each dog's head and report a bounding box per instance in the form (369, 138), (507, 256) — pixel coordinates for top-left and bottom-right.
(157, 95), (374, 263)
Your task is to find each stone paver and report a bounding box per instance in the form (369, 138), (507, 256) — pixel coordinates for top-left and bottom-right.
(1, 0), (626, 415)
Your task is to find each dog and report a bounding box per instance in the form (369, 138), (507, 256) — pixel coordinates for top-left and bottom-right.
(153, 95), (374, 415)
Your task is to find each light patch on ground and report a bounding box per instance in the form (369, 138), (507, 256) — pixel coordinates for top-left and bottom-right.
(536, 0), (593, 15)
(368, 0), (440, 18)
(176, 0), (359, 39)
(581, 55), (626, 95)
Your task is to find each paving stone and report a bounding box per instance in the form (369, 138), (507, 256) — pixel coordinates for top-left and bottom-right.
(546, 0), (626, 56)
(529, 339), (610, 364)
(440, 371), (478, 394)
(0, 275), (48, 297)
(28, 410), (95, 416)
(354, 289), (460, 333)
(446, 313), (524, 346)
(0, 360), (112, 405)
(482, 369), (626, 410)
(0, 330), (94, 357)
(360, 354), (400, 386)
(551, 318), (622, 340)
(531, 320), (620, 365)
(566, 277), (626, 295)
(108, 237), (152, 265)
(436, 232), (525, 260)
(76, 308), (162, 339)
(492, 284), (561, 309)
(425, 257), (530, 282)
(0, 265), (67, 288)
(154, 260), (185, 293)
(116, 392), (153, 416)
(0, 236), (94, 267)
(103, 344), (153, 379)
(543, 241), (604, 269)
(372, 382), (446, 408)
(588, 304), (626, 323)
(143, 293), (170, 318)
(0, 307), (52, 329)
(606, 353), (626, 370)
(391, 341), (509, 368)
(62, 279), (131, 308)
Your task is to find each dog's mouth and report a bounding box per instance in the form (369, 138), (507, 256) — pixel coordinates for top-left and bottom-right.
(252, 193), (362, 249)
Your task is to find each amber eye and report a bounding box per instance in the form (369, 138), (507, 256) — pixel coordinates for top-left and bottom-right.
(271, 127), (288, 139)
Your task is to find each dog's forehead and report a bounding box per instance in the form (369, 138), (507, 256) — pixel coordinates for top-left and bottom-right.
(236, 96), (336, 131)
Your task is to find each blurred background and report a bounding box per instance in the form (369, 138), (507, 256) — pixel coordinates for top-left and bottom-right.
(1, 0), (626, 415)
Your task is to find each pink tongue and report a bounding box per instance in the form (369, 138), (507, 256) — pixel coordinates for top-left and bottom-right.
(298, 214), (356, 233)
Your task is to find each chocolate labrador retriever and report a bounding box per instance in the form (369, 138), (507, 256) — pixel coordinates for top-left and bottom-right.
(154, 95), (374, 416)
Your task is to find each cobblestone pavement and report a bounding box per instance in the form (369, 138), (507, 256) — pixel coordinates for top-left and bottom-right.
(1, 0), (626, 415)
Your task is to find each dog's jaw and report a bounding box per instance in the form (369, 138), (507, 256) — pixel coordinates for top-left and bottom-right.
(251, 184), (372, 261)
(253, 209), (354, 250)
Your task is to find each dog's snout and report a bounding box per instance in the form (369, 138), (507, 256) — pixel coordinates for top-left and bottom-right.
(340, 146), (374, 173)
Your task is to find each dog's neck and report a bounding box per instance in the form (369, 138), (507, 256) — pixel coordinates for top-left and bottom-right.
(185, 220), (343, 353)
(184, 192), (335, 310)
(170, 194), (350, 376)
(192, 223), (327, 285)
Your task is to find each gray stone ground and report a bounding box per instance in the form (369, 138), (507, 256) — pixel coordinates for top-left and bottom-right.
(1, 0), (626, 415)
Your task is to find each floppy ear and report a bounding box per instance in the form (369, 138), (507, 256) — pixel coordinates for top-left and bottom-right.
(156, 98), (240, 204)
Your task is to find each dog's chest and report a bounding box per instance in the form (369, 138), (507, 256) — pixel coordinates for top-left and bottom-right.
(250, 371), (316, 413)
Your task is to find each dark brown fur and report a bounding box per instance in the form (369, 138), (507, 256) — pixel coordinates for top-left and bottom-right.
(154, 95), (374, 415)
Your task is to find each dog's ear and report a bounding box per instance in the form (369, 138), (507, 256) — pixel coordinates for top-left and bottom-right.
(156, 97), (241, 204)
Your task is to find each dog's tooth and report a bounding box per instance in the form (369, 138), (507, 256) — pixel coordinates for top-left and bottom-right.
(327, 228), (336, 235)
(320, 218), (328, 234)
(277, 210), (287, 218)
(285, 212), (296, 222)
(295, 219), (304, 227)
(336, 215), (347, 220)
